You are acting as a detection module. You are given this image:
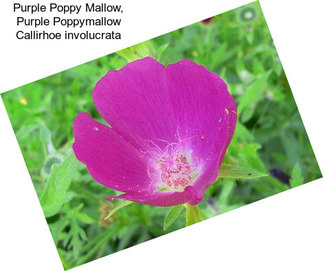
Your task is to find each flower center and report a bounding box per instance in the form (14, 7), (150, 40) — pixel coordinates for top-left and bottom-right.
(149, 147), (200, 192)
(159, 153), (192, 188)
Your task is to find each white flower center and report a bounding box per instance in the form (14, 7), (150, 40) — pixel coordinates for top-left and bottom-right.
(148, 145), (200, 192)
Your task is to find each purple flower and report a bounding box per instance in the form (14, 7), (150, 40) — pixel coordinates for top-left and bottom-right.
(73, 57), (237, 206)
(202, 17), (213, 24)
(269, 168), (290, 185)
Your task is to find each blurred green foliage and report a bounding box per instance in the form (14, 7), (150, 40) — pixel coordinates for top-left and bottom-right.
(1, 2), (321, 270)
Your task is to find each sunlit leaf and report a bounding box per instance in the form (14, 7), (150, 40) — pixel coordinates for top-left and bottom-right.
(185, 204), (201, 226)
(163, 205), (185, 230)
(117, 41), (155, 62)
(218, 163), (268, 179)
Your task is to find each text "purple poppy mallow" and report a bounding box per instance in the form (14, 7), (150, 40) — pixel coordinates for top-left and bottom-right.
(73, 57), (237, 206)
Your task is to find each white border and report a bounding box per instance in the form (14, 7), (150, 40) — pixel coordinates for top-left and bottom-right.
(1, 0), (323, 270)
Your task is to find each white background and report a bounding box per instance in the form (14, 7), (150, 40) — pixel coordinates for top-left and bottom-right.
(0, 0), (322, 270)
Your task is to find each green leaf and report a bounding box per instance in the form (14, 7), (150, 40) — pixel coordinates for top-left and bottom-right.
(252, 58), (265, 74)
(227, 142), (267, 174)
(218, 163), (268, 179)
(238, 71), (271, 113)
(236, 56), (246, 74)
(280, 131), (304, 174)
(76, 229), (116, 266)
(39, 123), (52, 146)
(290, 164), (304, 188)
(117, 41), (155, 62)
(64, 191), (77, 203)
(212, 43), (239, 67)
(163, 205), (185, 231)
(57, 248), (72, 270)
(15, 124), (38, 141)
(104, 200), (133, 220)
(235, 121), (255, 142)
(68, 218), (87, 257)
(75, 207), (95, 224)
(49, 218), (69, 245)
(155, 43), (169, 61)
(40, 154), (79, 217)
(246, 32), (254, 44)
(241, 104), (256, 123)
(76, 213), (95, 224)
(185, 204), (201, 226)
(218, 181), (236, 205)
(117, 226), (140, 250)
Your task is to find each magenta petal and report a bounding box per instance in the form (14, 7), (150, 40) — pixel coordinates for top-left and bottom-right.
(202, 17), (213, 24)
(74, 58), (237, 206)
(107, 185), (201, 207)
(93, 57), (177, 151)
(73, 113), (153, 193)
(166, 60), (237, 195)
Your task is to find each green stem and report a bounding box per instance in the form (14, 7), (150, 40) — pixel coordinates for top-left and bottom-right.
(184, 204), (201, 226)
